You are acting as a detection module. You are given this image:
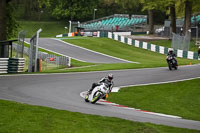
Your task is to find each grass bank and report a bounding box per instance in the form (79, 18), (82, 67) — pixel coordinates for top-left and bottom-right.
(0, 100), (199, 133)
(18, 21), (67, 38)
(108, 78), (200, 121)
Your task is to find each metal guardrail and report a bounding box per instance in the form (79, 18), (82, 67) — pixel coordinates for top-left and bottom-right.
(8, 58), (25, 73)
(114, 14), (129, 18)
(0, 58), (25, 74)
(81, 14), (115, 25)
(131, 15), (147, 19)
(0, 58), (9, 74)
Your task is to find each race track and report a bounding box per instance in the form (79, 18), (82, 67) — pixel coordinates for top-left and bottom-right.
(1, 38), (200, 130)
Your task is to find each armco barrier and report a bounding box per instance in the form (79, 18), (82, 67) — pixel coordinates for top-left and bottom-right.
(0, 58), (9, 74)
(8, 58), (25, 73)
(108, 32), (200, 60)
(0, 58), (25, 74)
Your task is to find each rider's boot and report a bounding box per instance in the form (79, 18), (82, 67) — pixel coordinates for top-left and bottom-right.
(102, 95), (106, 100)
(88, 84), (96, 95)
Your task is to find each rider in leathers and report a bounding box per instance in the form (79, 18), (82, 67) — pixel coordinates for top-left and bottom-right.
(166, 48), (177, 64)
(88, 73), (114, 96)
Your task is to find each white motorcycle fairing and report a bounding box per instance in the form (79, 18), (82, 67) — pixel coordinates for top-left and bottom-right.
(85, 83), (109, 104)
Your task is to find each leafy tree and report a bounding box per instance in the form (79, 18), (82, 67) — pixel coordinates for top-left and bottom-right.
(102, 0), (142, 15)
(184, 0), (192, 37)
(0, 0), (19, 58)
(176, 0), (200, 36)
(47, 0), (99, 21)
(183, 0), (200, 36)
(0, 0), (18, 40)
(169, 0), (176, 34)
(161, 0), (176, 34)
(140, 0), (162, 34)
(0, 0), (7, 41)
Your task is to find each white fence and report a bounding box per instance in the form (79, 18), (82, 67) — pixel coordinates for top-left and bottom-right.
(38, 52), (71, 67)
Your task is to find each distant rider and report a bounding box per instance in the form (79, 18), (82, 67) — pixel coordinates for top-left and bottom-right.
(166, 48), (177, 64)
(167, 48), (176, 57)
(88, 73), (114, 95)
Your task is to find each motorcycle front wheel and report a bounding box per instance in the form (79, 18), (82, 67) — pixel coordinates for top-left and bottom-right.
(174, 65), (178, 70)
(168, 62), (172, 70)
(91, 92), (101, 104)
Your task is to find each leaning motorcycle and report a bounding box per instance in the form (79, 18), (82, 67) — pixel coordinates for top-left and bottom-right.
(85, 83), (109, 104)
(166, 55), (178, 70)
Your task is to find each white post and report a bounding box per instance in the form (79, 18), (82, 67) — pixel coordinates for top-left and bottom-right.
(65, 27), (68, 34)
(196, 25), (198, 43)
(34, 28), (42, 72)
(97, 31), (100, 37)
(68, 57), (71, 67)
(78, 21), (80, 27)
(69, 21), (72, 33)
(93, 9), (97, 21)
(57, 57), (59, 68)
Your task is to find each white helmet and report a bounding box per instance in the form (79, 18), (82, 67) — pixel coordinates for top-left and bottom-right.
(199, 46), (200, 49)
(169, 48), (174, 52)
(108, 73), (113, 80)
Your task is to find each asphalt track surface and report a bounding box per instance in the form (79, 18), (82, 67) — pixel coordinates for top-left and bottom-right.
(1, 65), (200, 130)
(1, 38), (200, 130)
(25, 38), (133, 63)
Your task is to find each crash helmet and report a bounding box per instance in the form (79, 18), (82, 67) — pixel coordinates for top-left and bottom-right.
(169, 48), (174, 54)
(199, 46), (200, 49)
(169, 48), (174, 52)
(108, 73), (113, 81)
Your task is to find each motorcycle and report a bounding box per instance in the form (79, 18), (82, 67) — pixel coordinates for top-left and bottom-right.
(85, 83), (109, 104)
(166, 55), (178, 70)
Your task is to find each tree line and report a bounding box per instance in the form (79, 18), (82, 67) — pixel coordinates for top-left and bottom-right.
(1, 0), (200, 40)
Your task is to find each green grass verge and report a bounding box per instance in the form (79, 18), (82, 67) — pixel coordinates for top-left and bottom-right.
(18, 21), (67, 38)
(107, 78), (200, 121)
(149, 40), (198, 52)
(0, 100), (199, 133)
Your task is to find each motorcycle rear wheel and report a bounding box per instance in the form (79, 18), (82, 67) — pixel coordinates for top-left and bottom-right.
(85, 95), (89, 102)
